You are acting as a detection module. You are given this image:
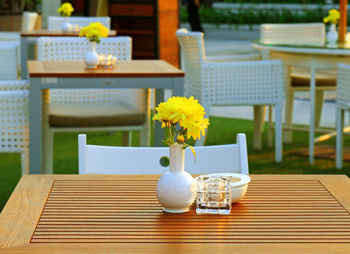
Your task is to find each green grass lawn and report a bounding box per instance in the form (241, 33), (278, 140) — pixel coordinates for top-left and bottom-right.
(0, 116), (349, 212)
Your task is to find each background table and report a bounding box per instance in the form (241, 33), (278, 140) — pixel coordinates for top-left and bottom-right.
(252, 42), (350, 164)
(28, 60), (184, 174)
(20, 30), (117, 79)
(1, 174), (350, 253)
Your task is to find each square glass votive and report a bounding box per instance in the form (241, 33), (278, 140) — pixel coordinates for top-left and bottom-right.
(196, 175), (232, 215)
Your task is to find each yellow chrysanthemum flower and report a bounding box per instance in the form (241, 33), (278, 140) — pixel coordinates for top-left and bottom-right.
(323, 9), (340, 24)
(153, 96), (209, 144)
(57, 3), (74, 17)
(79, 22), (109, 43)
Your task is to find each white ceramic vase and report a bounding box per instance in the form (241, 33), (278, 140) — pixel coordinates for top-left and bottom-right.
(84, 42), (99, 69)
(327, 23), (338, 44)
(156, 143), (196, 213)
(61, 17), (72, 34)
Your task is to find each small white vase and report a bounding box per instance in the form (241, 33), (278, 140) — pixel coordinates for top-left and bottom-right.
(327, 23), (338, 45)
(156, 143), (196, 213)
(61, 17), (72, 34)
(84, 42), (99, 69)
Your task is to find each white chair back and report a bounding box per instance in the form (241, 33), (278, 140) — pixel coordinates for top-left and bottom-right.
(0, 44), (17, 80)
(176, 29), (205, 100)
(48, 16), (111, 31)
(22, 12), (38, 31)
(0, 89), (29, 153)
(260, 23), (326, 45)
(176, 28), (283, 107)
(37, 36), (144, 110)
(37, 36), (130, 61)
(78, 133), (249, 175)
(337, 63), (350, 110)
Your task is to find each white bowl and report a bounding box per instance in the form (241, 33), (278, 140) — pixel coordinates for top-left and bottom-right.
(195, 173), (251, 203)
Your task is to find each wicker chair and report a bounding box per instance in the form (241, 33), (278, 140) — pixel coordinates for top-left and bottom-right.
(0, 44), (17, 80)
(47, 17), (110, 31)
(336, 63), (350, 169)
(260, 23), (335, 143)
(0, 80), (29, 175)
(22, 11), (38, 31)
(37, 36), (150, 173)
(176, 29), (284, 162)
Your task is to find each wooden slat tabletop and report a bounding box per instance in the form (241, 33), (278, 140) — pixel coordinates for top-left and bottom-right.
(28, 60), (185, 78)
(1, 174), (350, 253)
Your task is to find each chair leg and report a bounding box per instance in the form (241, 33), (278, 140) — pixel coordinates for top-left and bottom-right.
(284, 89), (294, 144)
(336, 108), (345, 169)
(21, 149), (29, 175)
(122, 131), (132, 146)
(43, 128), (54, 174)
(253, 105), (266, 150)
(275, 103), (283, 163)
(315, 90), (324, 128)
(267, 105), (273, 148)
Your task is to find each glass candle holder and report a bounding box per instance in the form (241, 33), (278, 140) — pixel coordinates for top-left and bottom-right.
(98, 54), (117, 68)
(196, 175), (232, 215)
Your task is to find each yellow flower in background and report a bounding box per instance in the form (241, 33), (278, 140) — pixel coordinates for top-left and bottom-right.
(57, 3), (74, 17)
(153, 96), (209, 145)
(323, 9), (340, 24)
(79, 22), (109, 43)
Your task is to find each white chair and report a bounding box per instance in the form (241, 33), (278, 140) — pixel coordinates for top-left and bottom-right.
(47, 17), (110, 31)
(260, 23), (336, 143)
(336, 63), (350, 169)
(0, 12), (38, 41)
(22, 12), (39, 31)
(78, 133), (249, 175)
(37, 37), (150, 173)
(0, 12), (38, 72)
(0, 44), (17, 80)
(260, 23), (326, 45)
(176, 28), (284, 162)
(0, 80), (29, 175)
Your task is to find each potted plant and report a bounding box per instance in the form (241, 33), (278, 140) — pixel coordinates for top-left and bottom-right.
(57, 2), (74, 33)
(79, 22), (109, 68)
(153, 96), (209, 213)
(323, 9), (340, 44)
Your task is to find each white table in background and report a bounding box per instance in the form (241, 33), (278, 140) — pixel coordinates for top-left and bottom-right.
(252, 41), (350, 164)
(27, 60), (184, 174)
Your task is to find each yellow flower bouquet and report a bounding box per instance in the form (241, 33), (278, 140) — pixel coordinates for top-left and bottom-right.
(154, 96), (209, 213)
(153, 96), (209, 154)
(57, 3), (74, 17)
(323, 9), (340, 24)
(79, 22), (109, 43)
(324, 9), (340, 44)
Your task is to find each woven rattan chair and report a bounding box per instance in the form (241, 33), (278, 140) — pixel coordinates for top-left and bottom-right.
(176, 29), (284, 162)
(37, 36), (150, 173)
(336, 63), (350, 169)
(47, 17), (110, 31)
(78, 133), (249, 175)
(0, 12), (38, 72)
(260, 23), (335, 143)
(0, 80), (29, 175)
(0, 44), (17, 80)
(22, 11), (38, 31)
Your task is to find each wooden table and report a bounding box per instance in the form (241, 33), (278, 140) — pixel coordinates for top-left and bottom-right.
(20, 30), (117, 79)
(28, 60), (184, 174)
(252, 42), (350, 165)
(1, 174), (350, 253)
